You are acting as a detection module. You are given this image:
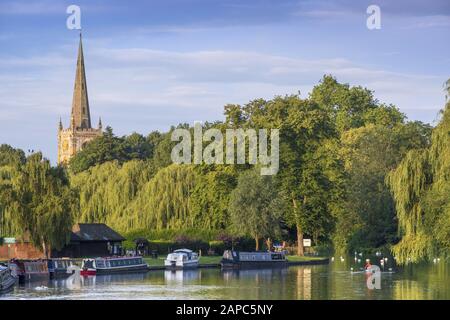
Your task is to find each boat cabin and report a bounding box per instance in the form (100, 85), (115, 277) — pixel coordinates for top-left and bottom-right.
(221, 250), (287, 269)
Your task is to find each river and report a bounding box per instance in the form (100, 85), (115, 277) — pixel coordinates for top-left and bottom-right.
(1, 257), (448, 300)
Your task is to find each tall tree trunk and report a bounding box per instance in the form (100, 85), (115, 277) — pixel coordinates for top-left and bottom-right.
(297, 224), (304, 256)
(292, 197), (304, 256)
(255, 236), (259, 251)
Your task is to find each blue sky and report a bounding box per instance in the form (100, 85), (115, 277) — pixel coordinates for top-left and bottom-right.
(0, 0), (449, 163)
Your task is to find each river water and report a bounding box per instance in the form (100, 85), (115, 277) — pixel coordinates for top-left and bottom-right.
(1, 259), (448, 300)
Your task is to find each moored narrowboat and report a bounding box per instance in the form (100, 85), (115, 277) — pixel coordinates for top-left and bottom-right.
(8, 259), (49, 282)
(80, 256), (148, 276)
(221, 250), (288, 269)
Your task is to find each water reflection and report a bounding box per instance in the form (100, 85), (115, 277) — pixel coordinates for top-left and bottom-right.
(1, 259), (448, 300)
(164, 270), (201, 284)
(296, 268), (312, 300)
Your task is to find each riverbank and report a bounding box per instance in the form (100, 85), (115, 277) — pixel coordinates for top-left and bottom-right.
(1, 255), (329, 271)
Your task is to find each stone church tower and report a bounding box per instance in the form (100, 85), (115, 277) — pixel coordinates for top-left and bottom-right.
(58, 34), (102, 164)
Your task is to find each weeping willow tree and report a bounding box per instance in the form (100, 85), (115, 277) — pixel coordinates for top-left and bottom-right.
(127, 164), (198, 230)
(0, 145), (26, 237)
(71, 159), (237, 234)
(0, 161), (22, 237)
(0, 151), (76, 257)
(71, 160), (154, 232)
(387, 101), (450, 264)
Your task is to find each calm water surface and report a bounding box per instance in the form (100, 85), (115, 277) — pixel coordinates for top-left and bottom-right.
(1, 258), (448, 300)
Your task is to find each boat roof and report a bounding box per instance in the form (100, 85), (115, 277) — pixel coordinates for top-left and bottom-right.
(173, 249), (193, 253)
(91, 256), (142, 260)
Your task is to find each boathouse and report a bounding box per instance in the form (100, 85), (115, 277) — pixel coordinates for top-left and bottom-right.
(53, 223), (125, 258)
(0, 223), (125, 259)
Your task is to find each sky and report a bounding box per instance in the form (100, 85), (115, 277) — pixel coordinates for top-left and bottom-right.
(0, 0), (449, 164)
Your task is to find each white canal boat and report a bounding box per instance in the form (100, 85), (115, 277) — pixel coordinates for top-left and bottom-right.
(164, 249), (199, 269)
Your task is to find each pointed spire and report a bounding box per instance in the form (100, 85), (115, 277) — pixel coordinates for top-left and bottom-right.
(70, 32), (92, 129)
(59, 117), (63, 131)
(98, 117), (103, 130)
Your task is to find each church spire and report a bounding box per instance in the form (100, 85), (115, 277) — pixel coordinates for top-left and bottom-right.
(70, 33), (91, 129)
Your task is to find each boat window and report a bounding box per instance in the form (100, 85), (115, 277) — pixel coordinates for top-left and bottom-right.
(84, 260), (94, 269)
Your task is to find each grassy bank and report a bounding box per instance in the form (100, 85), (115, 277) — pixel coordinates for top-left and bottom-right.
(286, 255), (327, 262)
(144, 255), (327, 267)
(144, 255), (222, 266)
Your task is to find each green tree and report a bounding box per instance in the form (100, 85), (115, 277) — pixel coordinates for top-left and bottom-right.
(225, 95), (337, 255)
(128, 164), (198, 230)
(310, 75), (378, 132)
(334, 123), (430, 253)
(1, 152), (77, 257)
(69, 127), (161, 174)
(228, 168), (284, 251)
(0, 145), (25, 237)
(387, 102), (449, 264)
(71, 160), (154, 232)
(190, 165), (238, 230)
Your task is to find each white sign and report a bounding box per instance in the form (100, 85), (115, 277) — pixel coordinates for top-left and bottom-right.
(3, 237), (16, 244)
(303, 239), (311, 247)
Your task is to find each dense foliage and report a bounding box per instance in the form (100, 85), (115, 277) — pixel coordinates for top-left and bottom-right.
(387, 102), (449, 264)
(0, 150), (76, 256)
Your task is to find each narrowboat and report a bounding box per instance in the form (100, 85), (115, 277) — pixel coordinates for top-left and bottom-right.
(164, 249), (199, 269)
(0, 265), (17, 293)
(221, 250), (288, 269)
(48, 258), (79, 278)
(80, 256), (148, 276)
(8, 259), (49, 282)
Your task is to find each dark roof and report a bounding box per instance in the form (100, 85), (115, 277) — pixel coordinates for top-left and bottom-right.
(70, 223), (125, 242)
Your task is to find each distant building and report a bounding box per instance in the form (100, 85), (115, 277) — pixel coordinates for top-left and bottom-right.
(0, 223), (125, 259)
(58, 34), (102, 164)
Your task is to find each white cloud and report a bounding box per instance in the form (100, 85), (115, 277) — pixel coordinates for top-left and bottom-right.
(0, 45), (445, 118)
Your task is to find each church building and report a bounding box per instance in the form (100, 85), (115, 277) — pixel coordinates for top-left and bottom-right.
(58, 34), (102, 164)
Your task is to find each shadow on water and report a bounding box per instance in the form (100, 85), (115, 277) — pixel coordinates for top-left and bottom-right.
(1, 257), (448, 300)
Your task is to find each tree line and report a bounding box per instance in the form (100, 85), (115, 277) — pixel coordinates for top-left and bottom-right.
(0, 76), (448, 263)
